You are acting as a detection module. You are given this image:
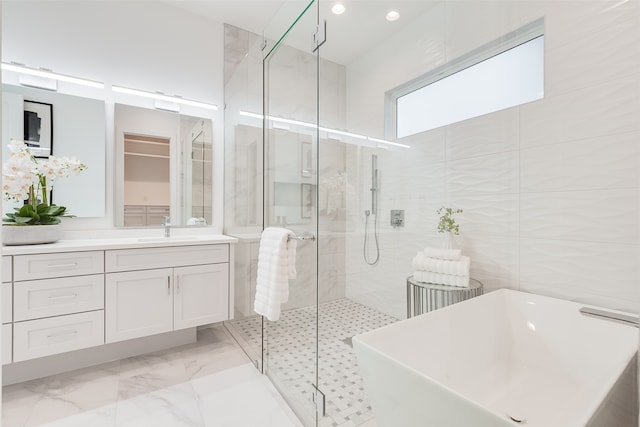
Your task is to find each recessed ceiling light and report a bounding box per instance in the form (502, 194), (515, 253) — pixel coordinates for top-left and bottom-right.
(386, 10), (400, 21)
(332, 3), (346, 15)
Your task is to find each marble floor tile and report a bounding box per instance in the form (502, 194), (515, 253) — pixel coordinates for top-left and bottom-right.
(115, 382), (204, 427)
(2, 384), (42, 427)
(181, 327), (249, 381)
(2, 325), (303, 427)
(30, 404), (117, 427)
(192, 363), (302, 427)
(22, 362), (120, 427)
(118, 349), (189, 400)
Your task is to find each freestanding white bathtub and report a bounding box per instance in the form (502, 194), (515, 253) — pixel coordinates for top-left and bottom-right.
(353, 289), (638, 427)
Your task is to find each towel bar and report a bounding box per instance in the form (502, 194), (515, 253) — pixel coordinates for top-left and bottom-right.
(288, 233), (316, 242)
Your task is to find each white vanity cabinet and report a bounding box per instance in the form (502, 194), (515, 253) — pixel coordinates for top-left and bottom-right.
(11, 251), (105, 362)
(174, 263), (229, 330)
(1, 237), (235, 383)
(105, 245), (230, 344)
(105, 268), (174, 342)
(3, 256), (13, 364)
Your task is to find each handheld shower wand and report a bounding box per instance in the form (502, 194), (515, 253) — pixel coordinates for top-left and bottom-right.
(364, 154), (380, 265)
(370, 155), (378, 215)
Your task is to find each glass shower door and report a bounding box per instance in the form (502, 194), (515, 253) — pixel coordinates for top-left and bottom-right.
(262, 1), (321, 425)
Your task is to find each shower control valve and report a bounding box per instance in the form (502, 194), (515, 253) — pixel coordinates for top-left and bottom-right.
(391, 210), (404, 228)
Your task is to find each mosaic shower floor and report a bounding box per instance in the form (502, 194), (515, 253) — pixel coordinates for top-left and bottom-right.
(228, 299), (398, 427)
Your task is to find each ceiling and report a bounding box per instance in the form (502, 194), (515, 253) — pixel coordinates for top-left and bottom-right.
(162, 0), (436, 65)
(161, 1), (287, 36)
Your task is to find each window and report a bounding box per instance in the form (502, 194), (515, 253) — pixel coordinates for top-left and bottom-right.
(388, 19), (544, 139)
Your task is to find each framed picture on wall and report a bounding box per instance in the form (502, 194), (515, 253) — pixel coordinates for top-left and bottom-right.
(301, 183), (313, 219)
(300, 141), (312, 177)
(23, 100), (53, 158)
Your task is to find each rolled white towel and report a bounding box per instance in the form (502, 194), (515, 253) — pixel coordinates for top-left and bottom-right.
(413, 271), (470, 288)
(423, 246), (461, 261)
(411, 254), (470, 276)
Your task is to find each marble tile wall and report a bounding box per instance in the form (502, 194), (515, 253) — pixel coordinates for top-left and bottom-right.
(224, 24), (349, 315)
(344, 0), (640, 319)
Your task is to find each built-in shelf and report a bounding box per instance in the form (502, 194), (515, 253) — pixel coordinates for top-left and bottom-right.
(125, 137), (169, 147)
(125, 134), (170, 159)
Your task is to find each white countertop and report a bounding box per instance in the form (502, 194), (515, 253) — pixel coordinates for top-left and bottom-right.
(2, 234), (238, 255)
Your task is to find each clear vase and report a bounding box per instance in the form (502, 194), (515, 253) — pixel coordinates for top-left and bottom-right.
(441, 231), (456, 250)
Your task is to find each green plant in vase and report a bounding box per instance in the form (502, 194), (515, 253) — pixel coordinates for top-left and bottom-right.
(437, 206), (463, 249)
(2, 139), (86, 225)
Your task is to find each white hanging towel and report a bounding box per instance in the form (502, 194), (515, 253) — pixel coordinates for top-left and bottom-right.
(254, 227), (297, 321)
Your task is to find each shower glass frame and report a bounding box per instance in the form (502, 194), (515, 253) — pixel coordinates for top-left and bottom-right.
(261, 1), (321, 425)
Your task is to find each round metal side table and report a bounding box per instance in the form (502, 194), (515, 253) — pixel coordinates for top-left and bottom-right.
(406, 276), (483, 318)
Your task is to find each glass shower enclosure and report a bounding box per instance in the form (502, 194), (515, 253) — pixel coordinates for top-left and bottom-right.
(225, 0), (640, 426)
(224, 0), (409, 425)
(261, 2), (321, 425)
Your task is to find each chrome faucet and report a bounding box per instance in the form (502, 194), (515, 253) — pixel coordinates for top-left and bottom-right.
(162, 216), (171, 237)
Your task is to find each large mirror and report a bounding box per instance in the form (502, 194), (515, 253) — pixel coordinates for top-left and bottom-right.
(114, 104), (213, 227)
(1, 84), (106, 218)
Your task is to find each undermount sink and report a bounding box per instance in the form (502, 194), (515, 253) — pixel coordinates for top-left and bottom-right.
(136, 236), (201, 243)
(353, 289), (638, 427)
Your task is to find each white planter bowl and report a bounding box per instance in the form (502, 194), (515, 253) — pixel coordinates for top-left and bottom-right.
(2, 224), (63, 246)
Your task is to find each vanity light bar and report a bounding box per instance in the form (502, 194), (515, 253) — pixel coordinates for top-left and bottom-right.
(239, 110), (410, 149)
(1, 62), (105, 89)
(112, 85), (218, 111)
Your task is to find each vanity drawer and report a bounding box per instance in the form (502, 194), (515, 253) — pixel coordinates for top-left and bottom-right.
(105, 244), (229, 272)
(2, 283), (12, 324)
(14, 275), (104, 322)
(3, 324), (12, 365)
(14, 251), (104, 281)
(3, 256), (12, 283)
(13, 310), (104, 362)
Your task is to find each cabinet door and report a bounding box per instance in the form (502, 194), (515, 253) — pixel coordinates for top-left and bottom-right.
(174, 264), (229, 330)
(3, 324), (12, 365)
(14, 251), (104, 281)
(13, 311), (104, 362)
(105, 268), (173, 343)
(2, 283), (12, 324)
(14, 274), (104, 322)
(106, 245), (228, 272)
(2, 256), (12, 283)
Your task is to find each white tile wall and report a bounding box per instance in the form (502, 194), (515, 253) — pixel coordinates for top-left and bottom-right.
(447, 151), (520, 195)
(228, 1), (640, 322)
(519, 239), (639, 310)
(445, 108), (520, 160)
(545, 15), (640, 97)
(520, 189), (639, 244)
(519, 78), (640, 147)
(345, 0), (640, 319)
(520, 131), (640, 192)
